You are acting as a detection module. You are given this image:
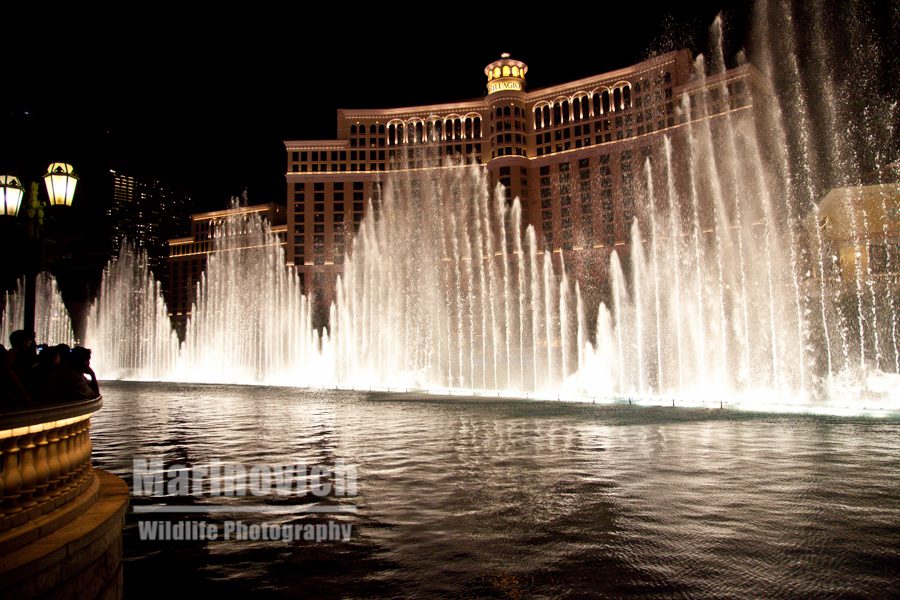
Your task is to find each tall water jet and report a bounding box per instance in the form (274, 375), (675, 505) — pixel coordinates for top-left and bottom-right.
(85, 245), (179, 380)
(177, 205), (326, 385)
(1, 273), (75, 347)
(332, 161), (569, 393)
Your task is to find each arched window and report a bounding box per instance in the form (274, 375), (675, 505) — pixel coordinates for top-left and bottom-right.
(542, 105), (551, 127)
(622, 86), (631, 109)
(602, 90), (611, 113)
(593, 93), (601, 115)
(503, 105), (511, 117)
(415, 122), (423, 143)
(613, 88), (622, 111)
(378, 124), (385, 135)
(397, 124), (405, 143)
(454, 119), (462, 139)
(496, 107), (503, 118)
(534, 107), (542, 129)
(350, 124), (358, 135)
(474, 117), (481, 138)
(369, 124), (377, 135)
(387, 124), (395, 145)
(553, 103), (562, 125)
(561, 101), (570, 123)
(435, 121), (443, 140)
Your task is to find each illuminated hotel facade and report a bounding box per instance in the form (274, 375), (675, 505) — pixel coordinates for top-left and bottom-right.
(284, 50), (754, 312)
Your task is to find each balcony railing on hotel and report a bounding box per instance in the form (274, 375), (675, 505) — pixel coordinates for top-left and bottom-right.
(0, 397), (101, 534)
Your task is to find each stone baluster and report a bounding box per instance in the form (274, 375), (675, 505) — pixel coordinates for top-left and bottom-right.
(68, 424), (84, 485)
(34, 430), (50, 502)
(73, 421), (91, 483)
(1, 437), (23, 514)
(46, 425), (63, 497)
(56, 424), (74, 490)
(0, 443), (4, 517)
(18, 433), (38, 508)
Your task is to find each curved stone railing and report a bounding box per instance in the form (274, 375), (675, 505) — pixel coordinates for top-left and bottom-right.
(0, 396), (127, 599)
(0, 397), (101, 533)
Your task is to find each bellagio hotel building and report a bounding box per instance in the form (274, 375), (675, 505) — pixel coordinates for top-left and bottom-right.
(285, 50), (753, 312)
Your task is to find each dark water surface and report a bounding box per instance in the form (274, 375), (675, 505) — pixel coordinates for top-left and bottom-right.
(91, 381), (900, 599)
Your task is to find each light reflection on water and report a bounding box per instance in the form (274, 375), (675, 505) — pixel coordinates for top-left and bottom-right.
(91, 381), (900, 598)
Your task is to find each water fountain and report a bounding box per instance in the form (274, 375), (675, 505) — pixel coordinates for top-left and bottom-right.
(76, 0), (896, 412)
(85, 245), (179, 380)
(1, 273), (75, 347)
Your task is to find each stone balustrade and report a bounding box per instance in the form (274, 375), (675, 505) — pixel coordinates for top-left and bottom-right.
(0, 397), (127, 599)
(0, 397), (101, 532)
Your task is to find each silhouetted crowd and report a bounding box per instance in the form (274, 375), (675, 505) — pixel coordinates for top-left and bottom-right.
(0, 330), (100, 407)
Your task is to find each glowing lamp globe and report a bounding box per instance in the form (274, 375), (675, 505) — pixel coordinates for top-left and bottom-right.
(43, 162), (78, 207)
(0, 174), (25, 216)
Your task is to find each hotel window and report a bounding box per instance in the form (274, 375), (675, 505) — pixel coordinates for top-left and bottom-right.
(601, 190), (613, 208)
(603, 223), (615, 243)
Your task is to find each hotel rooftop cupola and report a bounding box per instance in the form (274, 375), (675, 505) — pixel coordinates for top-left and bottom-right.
(484, 53), (528, 94)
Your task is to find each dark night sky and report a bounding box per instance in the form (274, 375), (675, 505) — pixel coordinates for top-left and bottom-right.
(1, 3), (752, 217)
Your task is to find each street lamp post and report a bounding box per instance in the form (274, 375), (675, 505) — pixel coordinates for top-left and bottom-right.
(0, 163), (78, 337)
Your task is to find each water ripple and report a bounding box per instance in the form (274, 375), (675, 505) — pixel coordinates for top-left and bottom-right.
(91, 382), (900, 598)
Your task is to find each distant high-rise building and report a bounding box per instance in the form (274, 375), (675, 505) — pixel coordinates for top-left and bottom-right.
(108, 170), (192, 275)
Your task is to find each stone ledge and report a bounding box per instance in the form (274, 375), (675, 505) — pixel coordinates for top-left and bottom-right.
(0, 473), (96, 538)
(0, 469), (129, 600)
